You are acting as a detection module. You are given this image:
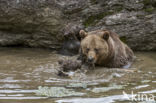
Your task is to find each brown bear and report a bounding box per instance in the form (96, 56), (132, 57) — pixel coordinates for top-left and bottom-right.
(79, 29), (134, 68)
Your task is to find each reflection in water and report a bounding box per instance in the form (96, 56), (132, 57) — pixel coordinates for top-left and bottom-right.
(0, 97), (48, 100)
(133, 84), (149, 89)
(140, 90), (156, 94)
(0, 48), (155, 103)
(0, 90), (37, 93)
(56, 95), (131, 103)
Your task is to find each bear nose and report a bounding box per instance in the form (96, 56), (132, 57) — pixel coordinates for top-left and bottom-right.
(88, 57), (94, 62)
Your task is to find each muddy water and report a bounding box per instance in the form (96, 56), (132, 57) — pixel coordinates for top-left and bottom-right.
(0, 47), (155, 103)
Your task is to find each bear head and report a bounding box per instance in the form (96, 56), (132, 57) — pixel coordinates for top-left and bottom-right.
(79, 30), (110, 64)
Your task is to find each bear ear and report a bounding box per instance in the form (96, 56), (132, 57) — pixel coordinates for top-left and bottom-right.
(79, 30), (88, 39)
(101, 31), (110, 40)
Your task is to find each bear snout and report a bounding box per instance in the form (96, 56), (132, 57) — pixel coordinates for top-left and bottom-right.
(88, 56), (94, 63)
(87, 51), (97, 63)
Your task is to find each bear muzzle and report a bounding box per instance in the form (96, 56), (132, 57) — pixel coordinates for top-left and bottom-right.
(88, 56), (94, 63)
(87, 51), (97, 64)
(87, 56), (96, 69)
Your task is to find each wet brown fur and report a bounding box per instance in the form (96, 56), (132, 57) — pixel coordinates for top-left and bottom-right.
(79, 29), (134, 68)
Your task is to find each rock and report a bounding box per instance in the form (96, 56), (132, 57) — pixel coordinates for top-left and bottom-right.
(58, 59), (82, 72)
(58, 23), (83, 56)
(58, 39), (80, 56)
(57, 59), (82, 77)
(0, 0), (64, 49)
(0, 0), (155, 51)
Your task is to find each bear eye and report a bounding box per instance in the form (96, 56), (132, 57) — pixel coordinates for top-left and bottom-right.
(94, 48), (99, 53)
